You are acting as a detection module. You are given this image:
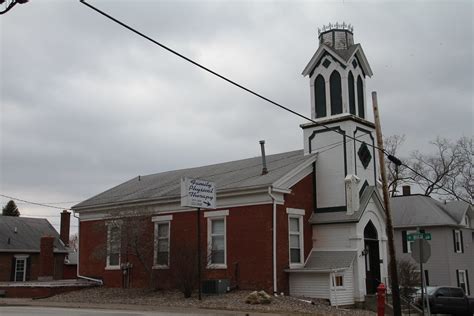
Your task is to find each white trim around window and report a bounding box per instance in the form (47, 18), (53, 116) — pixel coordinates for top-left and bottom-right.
(454, 230), (462, 253)
(14, 255), (29, 282)
(406, 230), (416, 253)
(286, 208), (305, 216)
(288, 213), (304, 268)
(105, 221), (122, 270)
(152, 215), (173, 269)
(206, 210), (228, 269)
(331, 272), (345, 289)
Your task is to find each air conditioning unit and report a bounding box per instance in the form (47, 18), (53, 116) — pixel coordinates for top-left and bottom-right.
(202, 279), (229, 295)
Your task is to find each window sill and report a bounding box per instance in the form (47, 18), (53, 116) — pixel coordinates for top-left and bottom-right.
(289, 263), (304, 269)
(153, 265), (169, 270)
(207, 264), (227, 269)
(105, 266), (121, 270)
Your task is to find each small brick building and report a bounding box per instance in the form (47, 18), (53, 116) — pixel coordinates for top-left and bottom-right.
(0, 212), (75, 282)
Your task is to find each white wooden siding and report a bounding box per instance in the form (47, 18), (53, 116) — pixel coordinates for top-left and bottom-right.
(329, 270), (354, 306)
(289, 273), (330, 299)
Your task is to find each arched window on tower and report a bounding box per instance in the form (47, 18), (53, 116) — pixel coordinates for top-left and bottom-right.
(357, 76), (365, 119)
(314, 75), (326, 118)
(330, 70), (342, 115)
(348, 72), (356, 115)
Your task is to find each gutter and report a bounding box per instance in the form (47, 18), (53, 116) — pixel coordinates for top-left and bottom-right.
(72, 211), (103, 285)
(268, 186), (278, 294)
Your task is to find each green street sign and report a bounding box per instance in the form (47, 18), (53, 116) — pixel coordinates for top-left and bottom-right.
(407, 232), (431, 241)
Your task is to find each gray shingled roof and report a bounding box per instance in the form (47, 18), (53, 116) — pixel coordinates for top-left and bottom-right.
(309, 186), (383, 224)
(390, 195), (461, 228)
(74, 150), (316, 209)
(0, 216), (68, 252)
(442, 201), (472, 224)
(304, 250), (356, 270)
(333, 44), (360, 62)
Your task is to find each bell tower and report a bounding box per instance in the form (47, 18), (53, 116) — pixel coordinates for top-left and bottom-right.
(301, 23), (379, 214)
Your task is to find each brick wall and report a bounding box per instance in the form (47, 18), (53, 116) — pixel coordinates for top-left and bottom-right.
(78, 173), (314, 293)
(0, 253), (66, 282)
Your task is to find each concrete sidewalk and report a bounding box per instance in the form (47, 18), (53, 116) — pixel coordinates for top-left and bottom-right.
(0, 298), (294, 316)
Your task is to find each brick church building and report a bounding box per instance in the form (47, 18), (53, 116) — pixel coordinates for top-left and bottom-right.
(73, 24), (388, 306)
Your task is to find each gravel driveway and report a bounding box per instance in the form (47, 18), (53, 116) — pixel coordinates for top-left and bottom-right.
(45, 288), (375, 315)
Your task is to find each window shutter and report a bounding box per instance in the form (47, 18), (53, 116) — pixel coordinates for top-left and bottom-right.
(460, 231), (464, 253)
(402, 231), (407, 253)
(25, 257), (31, 281)
(453, 230), (456, 252)
(465, 270), (470, 296)
(10, 257), (16, 281)
(456, 269), (460, 287)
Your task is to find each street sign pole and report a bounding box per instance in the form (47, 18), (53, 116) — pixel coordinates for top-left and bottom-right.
(418, 227), (425, 315)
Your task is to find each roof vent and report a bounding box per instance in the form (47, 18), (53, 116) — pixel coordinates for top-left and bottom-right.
(259, 140), (268, 175)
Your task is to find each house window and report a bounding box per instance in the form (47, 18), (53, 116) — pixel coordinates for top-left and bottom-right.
(454, 230), (463, 253)
(289, 216), (304, 265)
(106, 222), (121, 268)
(329, 70), (342, 115)
(457, 270), (469, 295)
(205, 210), (228, 268)
(357, 75), (365, 118)
(154, 222), (170, 267)
(315, 75), (326, 118)
(14, 256), (28, 282)
(406, 230), (416, 253)
(332, 274), (344, 288)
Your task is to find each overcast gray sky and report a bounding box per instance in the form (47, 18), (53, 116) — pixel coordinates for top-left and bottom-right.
(1, 0), (472, 234)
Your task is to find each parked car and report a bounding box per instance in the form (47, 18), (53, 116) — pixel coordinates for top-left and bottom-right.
(416, 286), (474, 315)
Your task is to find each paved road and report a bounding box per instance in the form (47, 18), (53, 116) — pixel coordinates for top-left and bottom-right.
(0, 306), (264, 316)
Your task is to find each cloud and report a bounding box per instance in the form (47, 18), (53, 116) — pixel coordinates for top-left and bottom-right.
(1, 0), (472, 229)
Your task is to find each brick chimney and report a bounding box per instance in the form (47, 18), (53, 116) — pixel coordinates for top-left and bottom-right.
(60, 210), (70, 247)
(38, 235), (55, 281)
(402, 185), (411, 196)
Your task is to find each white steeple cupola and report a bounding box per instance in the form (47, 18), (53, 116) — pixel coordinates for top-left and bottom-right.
(301, 23), (380, 214)
(302, 23), (373, 121)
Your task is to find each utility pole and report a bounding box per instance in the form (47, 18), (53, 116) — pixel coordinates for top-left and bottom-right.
(197, 207), (202, 300)
(372, 91), (401, 316)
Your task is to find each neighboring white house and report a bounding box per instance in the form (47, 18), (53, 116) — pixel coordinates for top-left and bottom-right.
(392, 186), (474, 297)
(286, 24), (389, 304)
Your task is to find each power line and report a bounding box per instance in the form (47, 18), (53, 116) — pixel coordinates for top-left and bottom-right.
(79, 1), (471, 205)
(79, 0), (389, 155)
(0, 194), (69, 210)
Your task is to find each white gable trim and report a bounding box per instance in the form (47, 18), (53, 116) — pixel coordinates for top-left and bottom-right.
(302, 44), (348, 76)
(273, 154), (317, 189)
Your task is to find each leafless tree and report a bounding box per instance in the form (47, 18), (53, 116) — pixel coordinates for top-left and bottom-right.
(410, 137), (472, 203)
(397, 259), (420, 298)
(384, 135), (473, 203)
(69, 233), (78, 252)
(121, 214), (155, 289)
(384, 135), (410, 196)
(173, 242), (198, 298)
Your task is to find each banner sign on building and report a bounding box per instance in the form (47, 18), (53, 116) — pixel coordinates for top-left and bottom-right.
(180, 177), (216, 209)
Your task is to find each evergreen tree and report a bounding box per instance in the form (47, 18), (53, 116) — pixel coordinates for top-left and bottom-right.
(2, 200), (20, 216)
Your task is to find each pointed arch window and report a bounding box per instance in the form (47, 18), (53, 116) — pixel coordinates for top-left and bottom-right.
(314, 75), (326, 118)
(348, 72), (356, 115)
(330, 70), (342, 115)
(357, 76), (365, 119)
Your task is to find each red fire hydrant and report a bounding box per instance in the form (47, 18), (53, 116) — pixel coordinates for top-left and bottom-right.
(377, 283), (386, 316)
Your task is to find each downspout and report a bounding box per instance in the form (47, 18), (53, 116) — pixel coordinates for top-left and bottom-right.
(72, 210), (103, 285)
(268, 186), (277, 294)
